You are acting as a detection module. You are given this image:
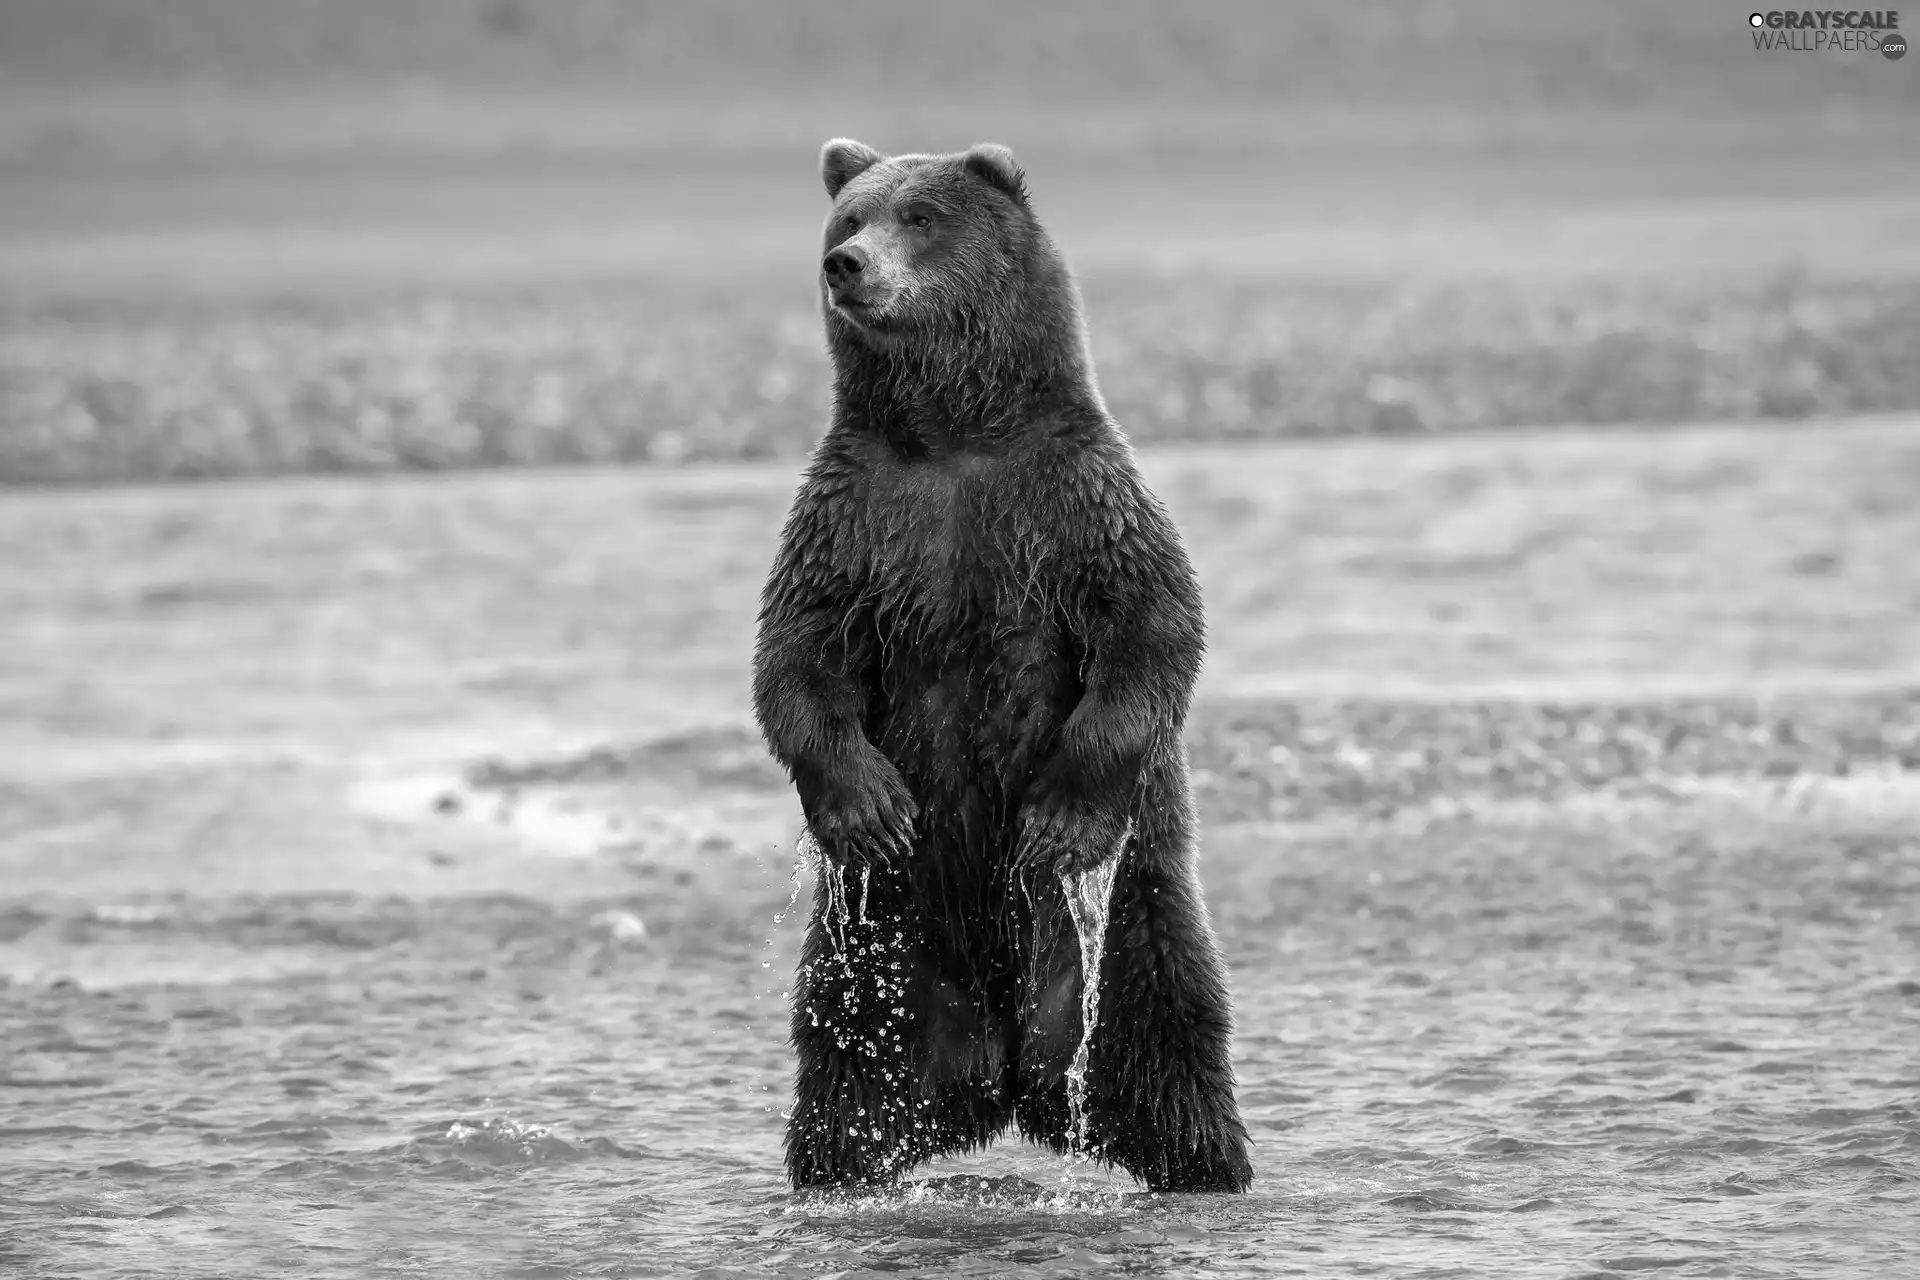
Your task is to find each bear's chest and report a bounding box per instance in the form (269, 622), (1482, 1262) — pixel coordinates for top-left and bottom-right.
(857, 454), (1057, 636)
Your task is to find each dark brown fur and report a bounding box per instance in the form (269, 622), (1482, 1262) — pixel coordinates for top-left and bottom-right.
(752, 139), (1252, 1193)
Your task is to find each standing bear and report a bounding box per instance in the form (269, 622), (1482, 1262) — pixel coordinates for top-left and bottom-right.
(752, 138), (1252, 1193)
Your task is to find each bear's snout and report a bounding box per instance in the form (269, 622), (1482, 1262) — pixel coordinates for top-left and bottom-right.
(824, 244), (867, 282)
(823, 241), (901, 318)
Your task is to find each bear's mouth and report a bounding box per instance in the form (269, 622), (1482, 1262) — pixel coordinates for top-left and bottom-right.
(825, 279), (895, 320)
(829, 296), (888, 328)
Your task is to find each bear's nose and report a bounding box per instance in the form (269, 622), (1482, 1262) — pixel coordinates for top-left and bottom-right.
(823, 245), (868, 282)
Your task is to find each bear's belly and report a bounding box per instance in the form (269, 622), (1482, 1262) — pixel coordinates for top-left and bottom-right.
(868, 623), (1080, 843)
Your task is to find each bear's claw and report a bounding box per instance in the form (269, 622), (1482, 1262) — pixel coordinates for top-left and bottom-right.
(809, 766), (919, 868)
(816, 819), (912, 870)
(1013, 800), (1128, 876)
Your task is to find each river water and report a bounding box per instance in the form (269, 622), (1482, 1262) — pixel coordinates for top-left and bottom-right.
(6, 780), (1916, 1280)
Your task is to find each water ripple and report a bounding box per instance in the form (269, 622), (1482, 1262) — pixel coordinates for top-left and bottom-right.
(1, 813), (1916, 1277)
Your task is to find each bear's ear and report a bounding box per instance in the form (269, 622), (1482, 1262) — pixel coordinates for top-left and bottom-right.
(962, 143), (1027, 204)
(821, 138), (885, 199)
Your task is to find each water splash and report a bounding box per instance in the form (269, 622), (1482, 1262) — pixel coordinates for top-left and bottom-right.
(756, 837), (818, 1116)
(820, 850), (851, 955)
(774, 837), (813, 926)
(1058, 824), (1131, 1158)
(790, 1173), (1132, 1217)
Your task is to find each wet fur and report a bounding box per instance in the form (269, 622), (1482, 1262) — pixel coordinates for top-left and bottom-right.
(753, 140), (1252, 1193)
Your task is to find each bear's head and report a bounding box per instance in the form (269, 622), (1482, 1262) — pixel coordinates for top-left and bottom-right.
(816, 138), (1079, 359)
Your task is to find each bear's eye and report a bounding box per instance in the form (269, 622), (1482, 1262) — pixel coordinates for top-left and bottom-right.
(909, 213), (933, 231)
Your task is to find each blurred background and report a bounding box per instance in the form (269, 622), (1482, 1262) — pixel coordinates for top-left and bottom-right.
(4, 7), (1920, 1277)
(3, 0), (1919, 476)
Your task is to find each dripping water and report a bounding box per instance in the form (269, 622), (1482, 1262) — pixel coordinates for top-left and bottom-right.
(1058, 823), (1130, 1157)
(820, 844), (851, 955)
(775, 833), (813, 927)
(757, 834), (815, 1121)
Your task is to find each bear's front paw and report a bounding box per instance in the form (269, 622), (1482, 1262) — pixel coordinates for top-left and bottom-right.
(1013, 796), (1130, 877)
(805, 756), (919, 869)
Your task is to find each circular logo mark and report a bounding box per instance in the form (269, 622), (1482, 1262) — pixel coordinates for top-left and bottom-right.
(1884, 32), (1908, 59)
(1749, 12), (1766, 27)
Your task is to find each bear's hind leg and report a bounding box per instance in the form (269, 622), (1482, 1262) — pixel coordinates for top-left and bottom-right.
(1012, 862), (1252, 1193)
(1093, 863), (1252, 1192)
(786, 890), (1013, 1188)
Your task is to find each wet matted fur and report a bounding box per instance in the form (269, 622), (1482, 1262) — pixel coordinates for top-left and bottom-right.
(752, 139), (1252, 1193)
